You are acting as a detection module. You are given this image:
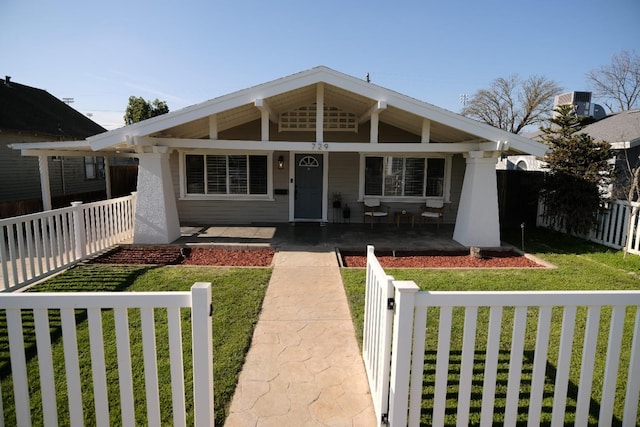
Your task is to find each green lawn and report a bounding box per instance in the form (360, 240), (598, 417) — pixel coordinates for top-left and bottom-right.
(342, 228), (640, 426)
(0, 264), (271, 426)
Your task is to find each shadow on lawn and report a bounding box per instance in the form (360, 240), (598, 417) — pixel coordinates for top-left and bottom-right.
(502, 226), (621, 256)
(419, 349), (615, 427)
(0, 265), (156, 380)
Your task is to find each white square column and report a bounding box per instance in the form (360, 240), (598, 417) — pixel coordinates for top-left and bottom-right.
(453, 151), (501, 248)
(133, 148), (180, 244)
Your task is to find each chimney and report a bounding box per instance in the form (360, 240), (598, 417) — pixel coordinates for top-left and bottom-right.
(5, 76), (10, 84)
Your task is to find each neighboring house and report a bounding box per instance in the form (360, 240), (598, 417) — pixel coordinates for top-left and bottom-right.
(497, 91), (607, 172)
(581, 109), (640, 198)
(0, 76), (107, 216)
(497, 92), (640, 199)
(10, 67), (547, 247)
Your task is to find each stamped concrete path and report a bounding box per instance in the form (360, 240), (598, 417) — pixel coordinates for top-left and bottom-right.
(224, 250), (377, 426)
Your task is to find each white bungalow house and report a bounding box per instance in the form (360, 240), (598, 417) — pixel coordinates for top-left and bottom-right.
(11, 66), (547, 247)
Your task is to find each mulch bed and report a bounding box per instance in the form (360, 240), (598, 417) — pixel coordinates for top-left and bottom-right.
(340, 250), (544, 268)
(89, 246), (275, 267)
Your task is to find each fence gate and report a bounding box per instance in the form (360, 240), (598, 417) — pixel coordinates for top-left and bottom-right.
(363, 245), (640, 426)
(0, 282), (214, 427)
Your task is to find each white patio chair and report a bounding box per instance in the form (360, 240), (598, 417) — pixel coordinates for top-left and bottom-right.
(363, 198), (389, 228)
(421, 199), (444, 228)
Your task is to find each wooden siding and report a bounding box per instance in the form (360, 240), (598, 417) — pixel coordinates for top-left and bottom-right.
(171, 150), (465, 225)
(171, 151), (289, 224)
(216, 118), (423, 144)
(1, 132), (106, 203)
(0, 134), (42, 202)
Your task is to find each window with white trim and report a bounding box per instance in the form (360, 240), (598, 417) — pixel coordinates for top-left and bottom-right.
(364, 156), (446, 198)
(85, 156), (105, 180)
(185, 154), (268, 195)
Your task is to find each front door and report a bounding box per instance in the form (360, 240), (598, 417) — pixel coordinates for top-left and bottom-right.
(294, 154), (323, 220)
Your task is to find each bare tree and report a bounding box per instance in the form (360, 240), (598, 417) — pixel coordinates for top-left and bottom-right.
(461, 74), (562, 134)
(587, 50), (640, 112)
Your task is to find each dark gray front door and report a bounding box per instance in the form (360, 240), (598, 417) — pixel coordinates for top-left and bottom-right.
(294, 154), (323, 219)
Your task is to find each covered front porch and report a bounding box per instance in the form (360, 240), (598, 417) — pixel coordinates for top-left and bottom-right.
(172, 222), (464, 252)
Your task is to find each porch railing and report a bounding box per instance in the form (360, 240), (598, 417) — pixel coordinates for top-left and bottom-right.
(0, 282), (214, 426)
(363, 245), (640, 426)
(0, 193), (136, 292)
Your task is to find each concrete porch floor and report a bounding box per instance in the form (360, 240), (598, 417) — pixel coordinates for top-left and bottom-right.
(173, 222), (465, 252)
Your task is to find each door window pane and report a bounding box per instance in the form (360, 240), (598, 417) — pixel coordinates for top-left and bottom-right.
(364, 157), (383, 196)
(426, 158), (445, 197)
(206, 155), (227, 194)
(186, 155), (205, 193)
(249, 156), (268, 194)
(404, 158), (425, 196)
(383, 157), (404, 196)
(228, 155), (248, 194)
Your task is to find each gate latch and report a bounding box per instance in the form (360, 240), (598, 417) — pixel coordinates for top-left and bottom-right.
(387, 298), (395, 310)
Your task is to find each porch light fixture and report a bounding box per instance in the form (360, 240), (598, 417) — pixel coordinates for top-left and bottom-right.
(277, 155), (285, 169)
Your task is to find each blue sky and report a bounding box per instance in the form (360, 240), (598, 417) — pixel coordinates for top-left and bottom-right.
(2, 0), (638, 130)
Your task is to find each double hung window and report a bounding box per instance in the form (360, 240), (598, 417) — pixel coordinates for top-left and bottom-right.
(185, 154), (268, 196)
(364, 156), (446, 198)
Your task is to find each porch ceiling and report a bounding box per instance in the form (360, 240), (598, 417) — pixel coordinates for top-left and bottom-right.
(152, 82), (478, 143)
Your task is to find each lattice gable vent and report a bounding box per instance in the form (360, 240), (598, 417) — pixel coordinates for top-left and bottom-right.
(279, 104), (357, 132)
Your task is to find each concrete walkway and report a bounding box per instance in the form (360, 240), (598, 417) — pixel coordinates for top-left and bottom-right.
(224, 249), (377, 426)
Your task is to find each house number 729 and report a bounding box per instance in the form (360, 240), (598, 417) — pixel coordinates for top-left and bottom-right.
(312, 142), (329, 150)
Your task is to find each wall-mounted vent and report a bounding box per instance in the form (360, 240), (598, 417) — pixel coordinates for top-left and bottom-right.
(279, 104), (357, 132)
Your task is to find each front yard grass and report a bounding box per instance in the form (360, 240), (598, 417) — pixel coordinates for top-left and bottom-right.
(342, 228), (640, 426)
(0, 264), (271, 426)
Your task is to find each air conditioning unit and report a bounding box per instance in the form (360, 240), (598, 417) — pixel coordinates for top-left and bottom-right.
(554, 91), (606, 120)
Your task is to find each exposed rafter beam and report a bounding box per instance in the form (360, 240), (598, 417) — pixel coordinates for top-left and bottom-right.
(421, 119), (431, 143)
(316, 83), (324, 143)
(209, 115), (218, 140)
(358, 100), (387, 124)
(254, 99), (278, 123)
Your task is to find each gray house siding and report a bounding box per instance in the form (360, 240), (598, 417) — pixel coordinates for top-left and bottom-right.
(169, 114), (469, 225)
(172, 151), (289, 225)
(0, 134), (43, 202)
(171, 148), (466, 225)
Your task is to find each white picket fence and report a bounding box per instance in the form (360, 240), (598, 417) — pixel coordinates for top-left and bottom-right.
(363, 245), (640, 426)
(537, 198), (640, 255)
(0, 194), (136, 291)
(0, 282), (214, 426)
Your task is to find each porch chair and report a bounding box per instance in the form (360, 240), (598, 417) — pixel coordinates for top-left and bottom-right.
(363, 198), (389, 228)
(421, 199), (444, 229)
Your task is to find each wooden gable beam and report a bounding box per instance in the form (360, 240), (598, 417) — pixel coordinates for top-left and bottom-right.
(358, 100), (388, 124)
(421, 118), (431, 143)
(254, 99), (277, 141)
(316, 83), (324, 143)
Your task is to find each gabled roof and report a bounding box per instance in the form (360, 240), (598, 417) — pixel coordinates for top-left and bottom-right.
(581, 110), (640, 148)
(85, 66), (547, 156)
(0, 77), (106, 138)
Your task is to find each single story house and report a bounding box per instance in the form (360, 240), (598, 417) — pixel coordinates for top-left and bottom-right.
(11, 66), (548, 247)
(0, 76), (108, 216)
(581, 109), (640, 199)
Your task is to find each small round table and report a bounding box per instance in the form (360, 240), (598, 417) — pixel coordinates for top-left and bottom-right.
(394, 211), (415, 228)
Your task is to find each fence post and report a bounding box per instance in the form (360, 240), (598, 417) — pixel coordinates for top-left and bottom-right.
(388, 280), (419, 426)
(71, 202), (86, 260)
(191, 282), (214, 426)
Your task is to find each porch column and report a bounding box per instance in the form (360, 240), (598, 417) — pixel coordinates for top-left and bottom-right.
(453, 151), (501, 247)
(104, 156), (112, 199)
(133, 147), (180, 244)
(38, 155), (52, 211)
